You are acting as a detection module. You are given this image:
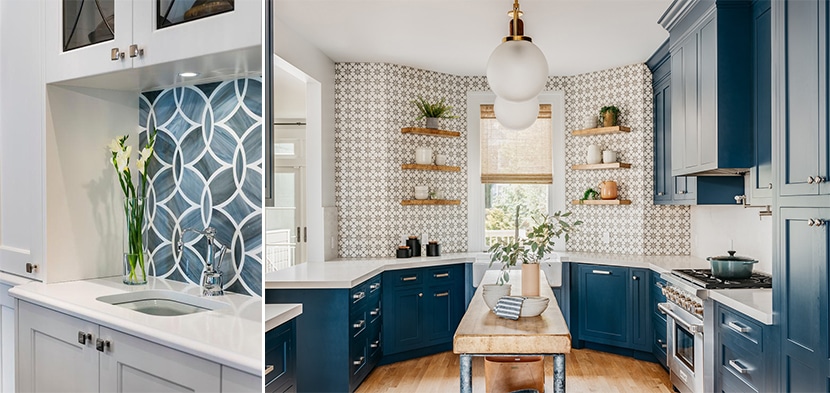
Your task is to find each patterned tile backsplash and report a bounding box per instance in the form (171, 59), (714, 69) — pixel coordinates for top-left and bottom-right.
(335, 63), (690, 258)
(139, 78), (263, 296)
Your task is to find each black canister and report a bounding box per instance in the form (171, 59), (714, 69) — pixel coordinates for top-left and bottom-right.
(426, 241), (440, 257)
(406, 236), (421, 257)
(396, 246), (411, 258)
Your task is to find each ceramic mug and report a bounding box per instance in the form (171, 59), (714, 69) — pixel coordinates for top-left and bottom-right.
(587, 144), (602, 164)
(435, 154), (447, 166)
(584, 115), (597, 129)
(602, 150), (618, 163)
(415, 147), (433, 165)
(414, 185), (429, 200)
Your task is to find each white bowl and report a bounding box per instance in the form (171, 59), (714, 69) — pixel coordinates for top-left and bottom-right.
(481, 284), (512, 310)
(520, 296), (550, 317)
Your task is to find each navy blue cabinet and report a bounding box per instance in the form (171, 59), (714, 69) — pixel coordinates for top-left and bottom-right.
(648, 41), (744, 206)
(663, 1), (753, 177)
(650, 271), (668, 369)
(573, 264), (649, 352)
(265, 273), (382, 393)
(776, 0), (830, 198)
(265, 319), (296, 393)
(748, 0), (773, 203)
(714, 302), (778, 393)
(382, 264), (465, 362)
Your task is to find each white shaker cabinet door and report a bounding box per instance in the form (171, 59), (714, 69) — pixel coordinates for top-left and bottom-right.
(0, 283), (15, 393)
(17, 301), (99, 393)
(99, 327), (221, 392)
(221, 366), (261, 393)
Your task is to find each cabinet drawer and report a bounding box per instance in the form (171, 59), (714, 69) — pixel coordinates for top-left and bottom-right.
(366, 275), (382, 299)
(427, 265), (462, 284)
(389, 269), (423, 287)
(719, 307), (763, 350)
(265, 321), (294, 387)
(349, 337), (369, 377)
(350, 308), (369, 339)
(367, 298), (382, 326)
(721, 341), (763, 392)
(368, 324), (382, 360)
(350, 283), (370, 306)
(652, 314), (668, 367)
(651, 272), (667, 304)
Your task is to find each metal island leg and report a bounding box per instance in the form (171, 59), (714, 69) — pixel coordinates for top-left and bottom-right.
(459, 354), (473, 393)
(553, 353), (566, 393)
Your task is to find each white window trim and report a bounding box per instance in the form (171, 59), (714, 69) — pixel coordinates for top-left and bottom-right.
(466, 91), (567, 252)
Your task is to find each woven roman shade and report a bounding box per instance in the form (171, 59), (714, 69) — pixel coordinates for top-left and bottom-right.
(480, 104), (553, 184)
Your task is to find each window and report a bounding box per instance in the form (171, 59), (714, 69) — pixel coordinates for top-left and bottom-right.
(480, 104), (553, 246)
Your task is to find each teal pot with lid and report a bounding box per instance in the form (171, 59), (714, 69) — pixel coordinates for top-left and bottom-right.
(707, 250), (758, 279)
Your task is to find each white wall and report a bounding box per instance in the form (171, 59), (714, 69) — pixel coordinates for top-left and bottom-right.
(273, 14), (337, 261)
(689, 205), (773, 274)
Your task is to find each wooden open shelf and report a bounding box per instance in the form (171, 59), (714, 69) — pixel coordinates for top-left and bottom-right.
(571, 162), (632, 170)
(571, 126), (631, 136)
(401, 127), (461, 138)
(401, 164), (461, 172)
(401, 199), (461, 206)
(571, 199), (632, 205)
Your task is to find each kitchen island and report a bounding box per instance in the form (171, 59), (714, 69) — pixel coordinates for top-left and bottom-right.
(454, 270), (570, 393)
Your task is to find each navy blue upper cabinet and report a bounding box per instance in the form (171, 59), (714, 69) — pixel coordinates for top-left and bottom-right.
(661, 0), (753, 176)
(776, 0), (830, 198)
(749, 0), (773, 203)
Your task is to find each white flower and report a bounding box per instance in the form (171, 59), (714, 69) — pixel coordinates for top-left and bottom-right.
(108, 138), (123, 154)
(116, 146), (131, 173)
(136, 147), (153, 175)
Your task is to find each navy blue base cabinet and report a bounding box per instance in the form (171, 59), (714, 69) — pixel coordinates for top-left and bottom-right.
(381, 264), (465, 362)
(265, 319), (297, 393)
(571, 263), (650, 353)
(265, 274), (382, 393)
(714, 302), (778, 392)
(650, 271), (668, 369)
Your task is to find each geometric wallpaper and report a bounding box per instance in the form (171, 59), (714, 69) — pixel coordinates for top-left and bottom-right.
(139, 78), (262, 297)
(335, 63), (690, 257)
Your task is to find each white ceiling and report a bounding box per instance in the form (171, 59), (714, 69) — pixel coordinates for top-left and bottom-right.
(274, 0), (671, 76)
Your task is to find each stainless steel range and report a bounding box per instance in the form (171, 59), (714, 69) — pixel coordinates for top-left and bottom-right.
(659, 269), (772, 393)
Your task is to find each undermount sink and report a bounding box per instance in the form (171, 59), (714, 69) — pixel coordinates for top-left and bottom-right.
(97, 290), (226, 317)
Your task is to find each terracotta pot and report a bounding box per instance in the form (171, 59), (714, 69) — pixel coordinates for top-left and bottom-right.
(602, 111), (617, 127)
(598, 180), (618, 200)
(521, 264), (540, 297)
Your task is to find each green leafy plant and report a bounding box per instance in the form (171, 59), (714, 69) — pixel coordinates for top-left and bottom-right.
(579, 188), (600, 203)
(599, 106), (621, 117)
(488, 211), (582, 285)
(413, 96), (458, 120)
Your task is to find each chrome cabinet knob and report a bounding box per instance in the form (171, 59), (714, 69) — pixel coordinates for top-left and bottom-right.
(808, 176), (816, 184)
(808, 219), (815, 226)
(816, 176), (826, 184)
(77, 331), (92, 345)
(129, 44), (144, 58)
(110, 48), (124, 61)
(815, 219), (826, 227)
(679, 190), (687, 194)
(25, 263), (38, 273)
(768, 183), (773, 189)
(95, 338), (111, 352)
(657, 192), (664, 196)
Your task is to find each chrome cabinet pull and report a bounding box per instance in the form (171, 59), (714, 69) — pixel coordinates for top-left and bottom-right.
(352, 291), (365, 302)
(95, 338), (111, 352)
(434, 272), (450, 278)
(353, 320), (365, 330)
(657, 192), (664, 196)
(435, 291), (450, 297)
(296, 227), (301, 242)
(77, 331), (92, 345)
(353, 356), (365, 366)
(632, 276), (639, 280)
(592, 270), (611, 275)
(657, 338), (667, 349)
(264, 365), (274, 375)
(727, 321), (750, 334)
(370, 340), (380, 349)
(658, 303), (703, 333)
(369, 283), (381, 291)
(729, 359), (750, 374)
(110, 48), (124, 61)
(401, 276), (418, 282)
(128, 44), (144, 58)
(25, 263), (38, 273)
(370, 308), (380, 317)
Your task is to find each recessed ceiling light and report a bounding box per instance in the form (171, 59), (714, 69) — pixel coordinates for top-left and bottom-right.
(179, 72), (200, 77)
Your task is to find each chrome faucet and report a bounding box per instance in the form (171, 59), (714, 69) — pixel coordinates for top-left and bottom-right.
(177, 227), (227, 296)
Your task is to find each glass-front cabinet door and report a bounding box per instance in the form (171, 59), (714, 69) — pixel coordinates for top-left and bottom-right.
(46, 0), (134, 83)
(132, 0), (260, 68)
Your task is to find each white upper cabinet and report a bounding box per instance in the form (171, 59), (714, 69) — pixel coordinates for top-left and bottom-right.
(46, 0), (262, 84)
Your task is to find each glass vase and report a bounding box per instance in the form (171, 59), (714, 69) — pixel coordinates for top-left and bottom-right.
(123, 197), (147, 285)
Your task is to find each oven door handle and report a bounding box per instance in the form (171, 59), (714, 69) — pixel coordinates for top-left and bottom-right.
(658, 303), (703, 334)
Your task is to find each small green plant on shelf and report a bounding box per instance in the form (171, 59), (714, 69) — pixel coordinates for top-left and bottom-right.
(578, 188), (600, 204)
(413, 96), (457, 128)
(600, 105), (621, 127)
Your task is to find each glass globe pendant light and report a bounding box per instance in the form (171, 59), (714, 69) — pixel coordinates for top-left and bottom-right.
(494, 96), (539, 130)
(486, 0), (549, 103)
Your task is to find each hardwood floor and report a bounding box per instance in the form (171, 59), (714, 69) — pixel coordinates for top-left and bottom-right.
(356, 349), (672, 393)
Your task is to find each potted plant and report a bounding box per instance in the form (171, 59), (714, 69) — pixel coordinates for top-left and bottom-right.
(600, 105), (621, 127)
(413, 96), (457, 129)
(488, 210), (581, 297)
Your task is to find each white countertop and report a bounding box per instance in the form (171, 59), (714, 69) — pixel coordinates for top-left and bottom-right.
(9, 277), (262, 375)
(265, 304), (302, 332)
(266, 251), (772, 324)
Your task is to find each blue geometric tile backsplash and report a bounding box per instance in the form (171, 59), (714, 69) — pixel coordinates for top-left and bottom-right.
(139, 77), (262, 297)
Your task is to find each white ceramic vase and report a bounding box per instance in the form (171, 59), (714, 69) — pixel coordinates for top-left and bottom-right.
(587, 144), (602, 164)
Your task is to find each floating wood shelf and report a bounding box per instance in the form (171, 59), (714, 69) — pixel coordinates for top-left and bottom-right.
(401, 127), (461, 138)
(571, 199), (632, 205)
(571, 162), (632, 170)
(401, 164), (461, 172)
(401, 199), (461, 206)
(571, 126), (631, 136)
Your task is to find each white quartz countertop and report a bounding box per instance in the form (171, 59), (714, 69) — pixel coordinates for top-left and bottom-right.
(707, 288), (773, 325)
(9, 277), (262, 375)
(265, 304), (302, 332)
